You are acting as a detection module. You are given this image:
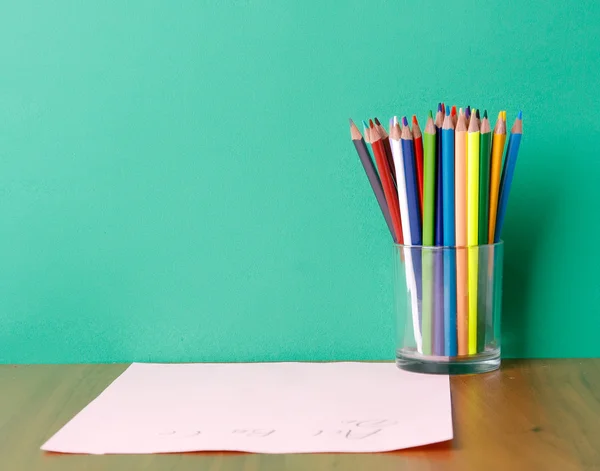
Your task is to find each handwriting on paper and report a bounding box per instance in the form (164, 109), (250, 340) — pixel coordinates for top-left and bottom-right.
(157, 419), (398, 440)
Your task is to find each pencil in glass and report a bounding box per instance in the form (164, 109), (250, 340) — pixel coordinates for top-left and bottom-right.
(349, 119), (396, 242)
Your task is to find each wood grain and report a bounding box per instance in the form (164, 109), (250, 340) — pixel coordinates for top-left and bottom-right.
(0, 360), (599, 470)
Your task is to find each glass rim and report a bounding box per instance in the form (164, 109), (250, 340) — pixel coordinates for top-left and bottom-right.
(393, 240), (504, 249)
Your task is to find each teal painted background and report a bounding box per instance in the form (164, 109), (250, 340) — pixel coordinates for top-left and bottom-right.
(1, 1), (599, 363)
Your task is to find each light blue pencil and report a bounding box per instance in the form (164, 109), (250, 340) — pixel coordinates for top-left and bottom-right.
(441, 107), (457, 357)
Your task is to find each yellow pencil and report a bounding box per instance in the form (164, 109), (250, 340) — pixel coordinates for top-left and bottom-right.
(467, 112), (480, 354)
(488, 112), (507, 243)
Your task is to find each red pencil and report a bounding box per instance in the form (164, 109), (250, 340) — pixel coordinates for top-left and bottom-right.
(370, 121), (403, 244)
(451, 105), (458, 127)
(374, 118), (396, 184)
(412, 115), (424, 217)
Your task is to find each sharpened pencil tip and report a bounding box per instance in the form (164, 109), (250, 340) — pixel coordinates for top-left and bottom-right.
(369, 119), (374, 128)
(349, 118), (354, 126)
(362, 120), (369, 130)
(518, 110), (522, 119)
(483, 110), (488, 119)
(412, 115), (418, 124)
(451, 105), (457, 116)
(445, 106), (450, 116)
(476, 109), (480, 119)
(402, 116), (408, 126)
(437, 103), (442, 112)
(374, 117), (381, 126)
(428, 110), (433, 118)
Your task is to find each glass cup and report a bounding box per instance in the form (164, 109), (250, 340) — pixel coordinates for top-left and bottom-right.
(393, 242), (504, 375)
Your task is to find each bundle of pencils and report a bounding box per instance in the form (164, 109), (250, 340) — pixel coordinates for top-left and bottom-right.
(349, 105), (523, 357)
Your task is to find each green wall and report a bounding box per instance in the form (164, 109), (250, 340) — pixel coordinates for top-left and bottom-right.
(1, 1), (598, 363)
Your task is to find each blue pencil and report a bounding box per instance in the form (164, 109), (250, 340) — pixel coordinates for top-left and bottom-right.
(400, 117), (422, 245)
(494, 112), (523, 242)
(441, 107), (457, 357)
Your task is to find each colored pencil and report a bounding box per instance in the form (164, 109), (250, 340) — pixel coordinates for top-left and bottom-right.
(350, 119), (396, 242)
(488, 113), (507, 243)
(467, 114), (480, 355)
(442, 108), (457, 357)
(375, 118), (396, 184)
(362, 120), (371, 145)
(390, 122), (422, 353)
(433, 104), (445, 356)
(390, 123), (412, 246)
(451, 105), (457, 128)
(422, 113), (436, 246)
(494, 112), (523, 242)
(421, 112), (436, 355)
(478, 112), (492, 244)
(412, 115), (424, 217)
(401, 117), (422, 245)
(370, 121), (404, 244)
(454, 110), (469, 355)
(477, 112), (492, 352)
(401, 117), (423, 349)
(434, 105), (444, 247)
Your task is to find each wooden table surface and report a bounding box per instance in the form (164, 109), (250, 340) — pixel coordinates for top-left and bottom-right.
(1, 359), (599, 470)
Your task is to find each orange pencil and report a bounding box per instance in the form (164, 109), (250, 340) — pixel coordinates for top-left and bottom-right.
(488, 112), (507, 242)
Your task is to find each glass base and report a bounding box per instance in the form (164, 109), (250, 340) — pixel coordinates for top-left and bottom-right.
(396, 347), (500, 375)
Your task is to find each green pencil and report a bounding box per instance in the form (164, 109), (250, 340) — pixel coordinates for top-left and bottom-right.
(478, 112), (492, 244)
(421, 112), (436, 355)
(423, 112), (436, 246)
(477, 111), (492, 352)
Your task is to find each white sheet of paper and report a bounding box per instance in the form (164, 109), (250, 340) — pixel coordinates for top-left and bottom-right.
(41, 362), (452, 454)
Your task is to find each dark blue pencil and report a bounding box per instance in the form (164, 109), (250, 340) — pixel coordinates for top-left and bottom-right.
(433, 104), (445, 356)
(401, 117), (422, 245)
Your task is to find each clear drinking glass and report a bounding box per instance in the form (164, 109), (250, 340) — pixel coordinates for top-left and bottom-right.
(393, 242), (504, 375)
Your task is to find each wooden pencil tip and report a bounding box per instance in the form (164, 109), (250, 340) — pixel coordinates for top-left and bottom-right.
(518, 110), (522, 120)
(476, 109), (480, 119)
(437, 103), (442, 112)
(445, 106), (450, 116)
(369, 119), (374, 128)
(374, 117), (381, 126)
(428, 110), (433, 118)
(412, 115), (418, 124)
(483, 110), (488, 119)
(451, 105), (457, 116)
(349, 118), (354, 126)
(402, 116), (408, 126)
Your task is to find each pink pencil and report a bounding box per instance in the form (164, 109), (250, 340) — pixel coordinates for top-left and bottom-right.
(454, 109), (469, 356)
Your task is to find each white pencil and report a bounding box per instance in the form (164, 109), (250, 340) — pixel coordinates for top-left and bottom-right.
(390, 120), (422, 353)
